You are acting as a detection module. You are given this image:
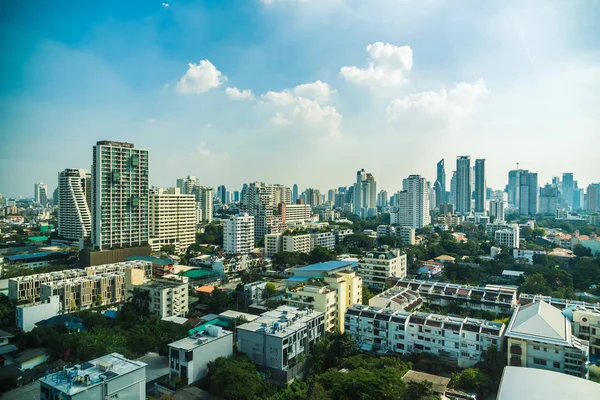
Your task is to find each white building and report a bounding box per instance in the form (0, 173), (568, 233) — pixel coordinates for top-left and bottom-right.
(513, 248), (546, 264)
(176, 175), (201, 195)
(310, 231), (336, 251)
(58, 169), (92, 241)
(505, 301), (589, 378)
(223, 213), (255, 254)
(237, 306), (326, 382)
(39, 353), (147, 400)
(495, 227), (520, 248)
(279, 203), (312, 224)
(358, 250), (407, 290)
(345, 305), (505, 368)
(369, 287), (423, 312)
(395, 226), (416, 245)
(91, 141), (149, 250)
(566, 306), (600, 362)
(196, 186), (213, 224)
(168, 325), (233, 385)
(16, 295), (61, 332)
(394, 175), (430, 229)
(264, 232), (312, 258)
(489, 199), (505, 223)
(149, 188), (196, 253)
(139, 276), (189, 318)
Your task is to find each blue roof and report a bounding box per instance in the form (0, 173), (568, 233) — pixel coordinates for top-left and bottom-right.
(295, 260), (358, 272)
(103, 310), (118, 319)
(5, 251), (69, 261)
(126, 255), (173, 265)
(286, 276), (310, 282)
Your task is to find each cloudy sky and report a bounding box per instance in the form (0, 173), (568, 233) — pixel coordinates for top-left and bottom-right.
(1, 0), (599, 198)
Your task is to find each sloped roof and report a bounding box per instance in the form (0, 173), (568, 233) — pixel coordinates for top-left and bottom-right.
(506, 301), (569, 345)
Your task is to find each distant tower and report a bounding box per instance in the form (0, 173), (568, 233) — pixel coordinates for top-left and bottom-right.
(474, 159), (486, 213)
(456, 156), (471, 214)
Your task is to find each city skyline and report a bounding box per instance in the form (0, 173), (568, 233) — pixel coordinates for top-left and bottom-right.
(1, 1), (600, 197)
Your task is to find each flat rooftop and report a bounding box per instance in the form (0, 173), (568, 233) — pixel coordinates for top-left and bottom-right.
(294, 260), (358, 272)
(237, 305), (324, 338)
(39, 353), (146, 396)
(169, 326), (232, 351)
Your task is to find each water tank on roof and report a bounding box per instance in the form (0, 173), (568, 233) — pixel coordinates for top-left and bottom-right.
(206, 325), (222, 337)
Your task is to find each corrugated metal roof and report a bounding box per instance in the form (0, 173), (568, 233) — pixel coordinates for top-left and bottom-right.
(295, 260), (358, 271)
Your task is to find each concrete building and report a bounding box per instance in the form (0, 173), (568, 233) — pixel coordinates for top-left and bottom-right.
(456, 156), (471, 214)
(345, 305), (505, 368)
(586, 183), (600, 212)
(369, 287), (423, 312)
(279, 203), (312, 224)
(434, 158), (446, 207)
(196, 186), (213, 224)
(539, 184), (559, 215)
(264, 231), (311, 258)
(310, 231), (335, 251)
(513, 248), (546, 264)
(395, 175), (430, 229)
(223, 213), (255, 254)
(244, 281), (267, 305)
(40, 353), (147, 400)
(139, 276), (189, 318)
(35, 182), (49, 206)
(176, 175), (200, 195)
(489, 199), (505, 223)
(519, 171), (539, 215)
(16, 295), (61, 332)
(436, 213), (463, 227)
(474, 159), (486, 213)
(353, 169), (377, 218)
(92, 141), (149, 251)
(58, 169), (92, 241)
(148, 188), (195, 253)
(508, 169), (526, 208)
(568, 306), (600, 362)
(393, 279), (518, 315)
(285, 271), (362, 333)
(495, 227), (520, 248)
(168, 326), (233, 385)
(505, 301), (589, 378)
(358, 250), (407, 290)
(237, 306), (326, 382)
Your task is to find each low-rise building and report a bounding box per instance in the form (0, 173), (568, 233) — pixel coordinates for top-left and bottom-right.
(495, 227), (520, 248)
(39, 353), (147, 400)
(244, 281), (267, 305)
(345, 304), (505, 368)
(16, 295), (61, 332)
(436, 214), (463, 227)
(358, 249), (407, 290)
(393, 279), (518, 315)
(264, 231), (312, 258)
(168, 325), (233, 385)
(417, 260), (444, 278)
(505, 301), (589, 378)
(519, 293), (600, 310)
(333, 228), (353, 244)
(237, 306), (326, 383)
(513, 248), (546, 264)
(139, 276), (189, 318)
(564, 305), (600, 362)
(368, 287), (423, 312)
(376, 225), (416, 245)
(309, 231), (335, 250)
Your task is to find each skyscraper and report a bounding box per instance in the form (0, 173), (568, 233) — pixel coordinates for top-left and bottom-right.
(434, 159), (446, 207)
(489, 200), (505, 223)
(34, 183), (48, 206)
(176, 176), (201, 195)
(196, 186), (213, 224)
(449, 171), (457, 206)
(217, 185), (227, 204)
(223, 213), (255, 254)
(474, 159), (486, 213)
(58, 169), (92, 240)
(396, 175), (430, 229)
(377, 190), (388, 207)
(456, 156), (471, 214)
(519, 171), (538, 215)
(507, 169), (525, 208)
(353, 169), (366, 215)
(353, 169), (377, 217)
(539, 184), (559, 215)
(586, 184), (600, 212)
(91, 141), (149, 251)
(233, 190), (240, 203)
(292, 184), (299, 204)
(149, 188), (195, 252)
(562, 173), (574, 207)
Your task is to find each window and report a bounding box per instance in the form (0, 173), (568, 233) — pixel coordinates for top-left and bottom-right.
(533, 358), (546, 366)
(185, 351), (193, 362)
(533, 345), (540, 350)
(553, 361), (560, 369)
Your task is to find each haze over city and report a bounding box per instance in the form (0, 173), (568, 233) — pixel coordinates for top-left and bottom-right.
(1, 0), (599, 197)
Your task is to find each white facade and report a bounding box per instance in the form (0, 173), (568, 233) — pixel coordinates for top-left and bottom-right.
(140, 276), (189, 318)
(570, 307), (600, 360)
(16, 295), (61, 332)
(280, 203), (312, 224)
(40, 353), (147, 400)
(196, 186), (213, 224)
(489, 199), (505, 223)
(168, 326), (233, 385)
(395, 175), (430, 229)
(35, 182), (49, 206)
(223, 213), (255, 254)
(513, 248), (546, 264)
(264, 232), (312, 257)
(310, 231), (336, 251)
(376, 225), (416, 245)
(495, 228), (520, 248)
(58, 169), (92, 240)
(92, 141), (149, 251)
(149, 188), (196, 253)
(345, 305), (505, 368)
(358, 250), (407, 290)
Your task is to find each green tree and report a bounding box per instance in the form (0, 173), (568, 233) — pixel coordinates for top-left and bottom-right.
(450, 368), (493, 394)
(573, 244), (592, 257)
(159, 244), (177, 255)
(362, 286), (375, 305)
(404, 380), (438, 400)
(343, 234), (375, 253)
(208, 356), (266, 400)
(263, 282), (277, 299)
(307, 247), (337, 264)
(272, 251), (307, 270)
(519, 273), (551, 295)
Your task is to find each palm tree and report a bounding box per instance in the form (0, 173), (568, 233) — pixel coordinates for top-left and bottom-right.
(127, 287), (151, 316)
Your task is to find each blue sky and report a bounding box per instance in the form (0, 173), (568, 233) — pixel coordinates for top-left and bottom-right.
(1, 0), (599, 198)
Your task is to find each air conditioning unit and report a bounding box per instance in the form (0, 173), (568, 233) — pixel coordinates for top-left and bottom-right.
(96, 361), (113, 372)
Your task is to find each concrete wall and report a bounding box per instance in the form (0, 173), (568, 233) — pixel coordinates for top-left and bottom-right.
(16, 295), (61, 332)
(79, 246), (151, 267)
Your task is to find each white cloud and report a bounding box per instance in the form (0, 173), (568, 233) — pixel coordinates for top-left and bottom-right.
(293, 80), (334, 101)
(262, 82), (341, 136)
(176, 60), (227, 94)
(386, 78), (488, 125)
(161, 3), (169, 8)
(340, 42), (413, 87)
(197, 141), (230, 160)
(225, 87), (254, 100)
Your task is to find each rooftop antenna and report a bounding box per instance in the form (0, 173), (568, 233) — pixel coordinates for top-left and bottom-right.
(516, 162), (519, 170)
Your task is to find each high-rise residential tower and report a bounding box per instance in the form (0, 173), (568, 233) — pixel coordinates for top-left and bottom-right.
(292, 184), (299, 204)
(176, 176), (201, 195)
(519, 171), (539, 215)
(91, 141), (149, 251)
(434, 158), (446, 207)
(562, 173), (574, 207)
(196, 186), (213, 224)
(217, 185), (227, 204)
(474, 159), (486, 213)
(539, 184), (559, 215)
(353, 169), (377, 217)
(149, 188), (196, 253)
(456, 156), (471, 214)
(223, 213), (255, 254)
(507, 169), (526, 208)
(586, 183), (600, 212)
(396, 175), (430, 229)
(34, 183), (48, 206)
(58, 169), (92, 240)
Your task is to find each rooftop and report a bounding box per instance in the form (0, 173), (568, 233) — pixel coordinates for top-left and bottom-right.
(363, 250), (400, 260)
(39, 353), (146, 396)
(402, 370), (450, 393)
(505, 301), (570, 345)
(218, 310), (259, 322)
(170, 325), (232, 351)
(497, 366), (600, 400)
(294, 260), (358, 272)
(125, 255), (173, 265)
(5, 251), (69, 261)
(237, 305), (324, 337)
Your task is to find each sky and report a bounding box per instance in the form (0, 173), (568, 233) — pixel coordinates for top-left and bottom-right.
(1, 0), (599, 198)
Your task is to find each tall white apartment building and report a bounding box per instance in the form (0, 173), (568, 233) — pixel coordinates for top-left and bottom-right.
(34, 182), (49, 206)
(345, 305), (505, 368)
(506, 301), (589, 378)
(279, 203), (312, 224)
(310, 231), (336, 251)
(149, 188), (196, 253)
(196, 186), (213, 224)
(489, 199), (506, 223)
(353, 169), (377, 218)
(376, 225), (415, 245)
(176, 175), (201, 195)
(358, 250), (407, 290)
(58, 168), (92, 240)
(265, 232), (311, 258)
(91, 141), (149, 251)
(241, 182), (289, 239)
(224, 213), (255, 254)
(396, 175), (430, 229)
(495, 226), (520, 248)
